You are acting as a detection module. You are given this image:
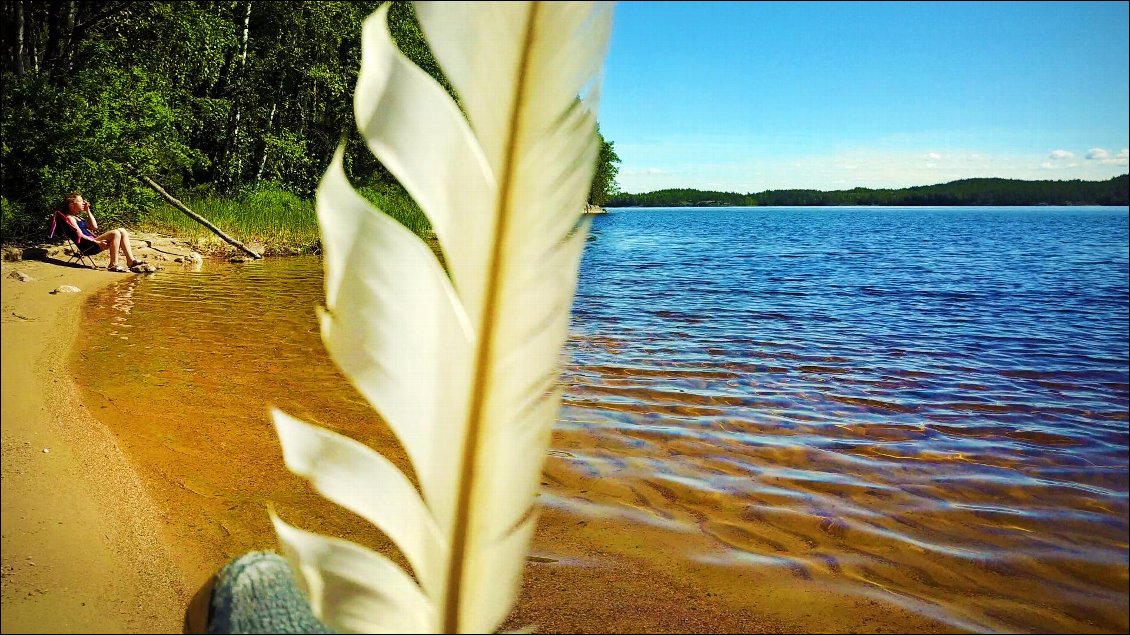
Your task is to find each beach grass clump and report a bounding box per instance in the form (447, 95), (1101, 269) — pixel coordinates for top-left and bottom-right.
(139, 181), (433, 257)
(356, 181), (432, 238)
(139, 183), (317, 256)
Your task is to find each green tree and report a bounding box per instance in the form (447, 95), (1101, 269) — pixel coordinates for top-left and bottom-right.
(0, 1), (624, 241)
(588, 127), (620, 207)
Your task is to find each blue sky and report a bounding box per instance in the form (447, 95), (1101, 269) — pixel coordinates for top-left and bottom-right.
(598, 1), (1130, 193)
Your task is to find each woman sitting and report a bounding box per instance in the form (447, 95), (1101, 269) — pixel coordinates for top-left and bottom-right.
(58, 191), (146, 272)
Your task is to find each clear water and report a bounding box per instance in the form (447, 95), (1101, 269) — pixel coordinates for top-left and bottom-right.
(80, 206), (1129, 632)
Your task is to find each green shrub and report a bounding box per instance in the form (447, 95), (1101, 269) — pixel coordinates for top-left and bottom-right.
(1, 196), (30, 240)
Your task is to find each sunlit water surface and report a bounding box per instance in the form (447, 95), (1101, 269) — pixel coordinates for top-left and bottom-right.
(80, 207), (1128, 632)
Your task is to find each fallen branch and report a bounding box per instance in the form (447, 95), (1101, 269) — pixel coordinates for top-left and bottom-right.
(128, 167), (262, 259)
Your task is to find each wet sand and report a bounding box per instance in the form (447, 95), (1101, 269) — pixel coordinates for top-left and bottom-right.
(1, 255), (187, 633)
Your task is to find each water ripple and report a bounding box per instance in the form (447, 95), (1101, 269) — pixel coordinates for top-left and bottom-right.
(79, 207), (1128, 632)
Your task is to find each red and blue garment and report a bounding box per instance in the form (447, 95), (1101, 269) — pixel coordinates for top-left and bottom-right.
(49, 210), (102, 255)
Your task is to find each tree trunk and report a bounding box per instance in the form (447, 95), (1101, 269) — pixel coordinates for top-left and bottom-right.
(14, 0), (26, 75)
(43, 0), (71, 83)
(221, 105), (243, 189)
(60, 0), (76, 76)
(30, 19), (39, 74)
(130, 168), (263, 260)
(236, 0), (251, 68)
(218, 0), (253, 191)
(43, 0), (59, 73)
(213, 48), (234, 97)
(254, 98), (278, 183)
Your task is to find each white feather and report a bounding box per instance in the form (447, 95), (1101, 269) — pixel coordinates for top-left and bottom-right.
(271, 2), (612, 633)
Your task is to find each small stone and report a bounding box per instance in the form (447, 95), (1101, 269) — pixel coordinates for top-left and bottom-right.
(7, 270), (34, 282)
(42, 448), (49, 453)
(50, 285), (81, 294)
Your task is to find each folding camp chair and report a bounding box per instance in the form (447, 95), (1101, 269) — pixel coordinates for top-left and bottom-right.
(49, 210), (101, 268)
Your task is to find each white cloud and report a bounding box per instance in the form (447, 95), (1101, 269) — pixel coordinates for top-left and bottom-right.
(1085, 147), (1129, 166)
(1048, 149), (1074, 160)
(1041, 160), (1079, 170)
(924, 152), (942, 160)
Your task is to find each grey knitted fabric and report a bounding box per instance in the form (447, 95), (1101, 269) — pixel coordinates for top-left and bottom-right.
(207, 551), (333, 634)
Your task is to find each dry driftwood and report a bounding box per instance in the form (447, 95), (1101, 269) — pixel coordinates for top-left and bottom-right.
(129, 167), (262, 259)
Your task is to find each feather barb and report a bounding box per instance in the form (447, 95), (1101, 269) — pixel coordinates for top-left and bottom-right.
(270, 2), (613, 632)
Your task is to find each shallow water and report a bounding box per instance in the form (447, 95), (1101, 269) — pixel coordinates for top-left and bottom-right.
(79, 207), (1128, 632)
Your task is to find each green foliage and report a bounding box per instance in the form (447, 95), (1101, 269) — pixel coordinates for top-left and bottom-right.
(607, 175), (1130, 207)
(1, 196), (28, 238)
(258, 131), (317, 192)
(1, 0), (621, 244)
(357, 181), (433, 238)
(140, 182), (319, 255)
(606, 188), (757, 207)
(138, 178), (433, 256)
(588, 128), (621, 207)
(386, 1), (453, 95)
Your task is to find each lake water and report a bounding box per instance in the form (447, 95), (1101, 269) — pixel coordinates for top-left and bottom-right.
(79, 207), (1129, 632)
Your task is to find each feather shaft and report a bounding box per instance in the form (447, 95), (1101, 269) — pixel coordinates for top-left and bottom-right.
(444, 7), (541, 631)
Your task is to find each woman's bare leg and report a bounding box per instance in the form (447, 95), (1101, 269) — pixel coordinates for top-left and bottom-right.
(93, 228), (138, 268)
(117, 228), (137, 265)
(104, 230), (121, 267)
(93, 229), (122, 267)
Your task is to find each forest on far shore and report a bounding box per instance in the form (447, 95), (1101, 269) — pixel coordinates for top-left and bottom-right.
(607, 175), (1130, 208)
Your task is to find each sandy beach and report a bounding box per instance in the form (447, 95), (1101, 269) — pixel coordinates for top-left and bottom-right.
(1, 254), (188, 633)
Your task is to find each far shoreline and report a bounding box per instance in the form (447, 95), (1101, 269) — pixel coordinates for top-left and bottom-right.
(604, 174), (1129, 208)
(604, 203), (1130, 209)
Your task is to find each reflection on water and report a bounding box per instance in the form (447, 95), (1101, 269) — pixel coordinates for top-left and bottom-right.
(79, 207), (1128, 632)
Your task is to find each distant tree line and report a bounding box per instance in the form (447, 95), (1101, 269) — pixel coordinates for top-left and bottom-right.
(607, 175), (1130, 208)
(0, 0), (620, 238)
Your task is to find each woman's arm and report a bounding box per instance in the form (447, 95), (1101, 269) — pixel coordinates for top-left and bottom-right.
(84, 200), (98, 232)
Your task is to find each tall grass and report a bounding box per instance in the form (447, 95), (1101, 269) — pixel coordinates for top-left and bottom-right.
(141, 186), (317, 255)
(356, 182), (433, 238)
(139, 181), (432, 256)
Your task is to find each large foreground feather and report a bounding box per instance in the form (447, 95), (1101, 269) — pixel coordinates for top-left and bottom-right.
(270, 2), (612, 632)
